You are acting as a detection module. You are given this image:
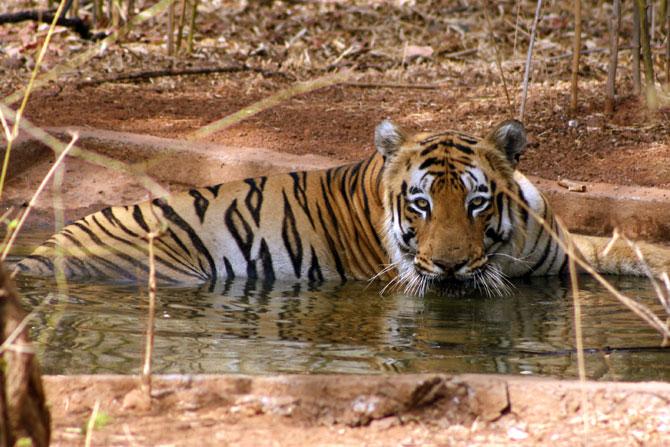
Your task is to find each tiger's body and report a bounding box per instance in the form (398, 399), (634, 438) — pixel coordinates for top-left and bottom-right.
(16, 120), (670, 296)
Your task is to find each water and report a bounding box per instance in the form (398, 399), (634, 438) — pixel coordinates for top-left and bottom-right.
(11, 267), (670, 381)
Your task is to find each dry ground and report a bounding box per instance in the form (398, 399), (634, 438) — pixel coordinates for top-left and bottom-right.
(46, 374), (670, 446)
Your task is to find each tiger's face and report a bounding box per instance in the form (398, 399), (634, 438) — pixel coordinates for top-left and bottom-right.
(376, 119), (527, 297)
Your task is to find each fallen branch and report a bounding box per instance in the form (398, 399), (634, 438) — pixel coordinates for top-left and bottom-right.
(77, 64), (293, 86)
(558, 178), (587, 192)
(439, 48), (478, 59)
(0, 9), (106, 40)
(341, 81), (440, 90)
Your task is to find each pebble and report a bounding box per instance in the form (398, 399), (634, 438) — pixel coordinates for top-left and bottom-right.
(507, 426), (529, 440)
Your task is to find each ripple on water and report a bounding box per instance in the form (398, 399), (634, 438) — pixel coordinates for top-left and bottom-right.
(13, 271), (670, 380)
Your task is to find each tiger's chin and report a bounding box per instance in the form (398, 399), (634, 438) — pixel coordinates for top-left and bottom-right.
(430, 276), (474, 297)
(402, 264), (512, 298)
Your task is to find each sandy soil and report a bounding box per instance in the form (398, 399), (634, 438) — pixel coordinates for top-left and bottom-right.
(46, 374), (670, 446)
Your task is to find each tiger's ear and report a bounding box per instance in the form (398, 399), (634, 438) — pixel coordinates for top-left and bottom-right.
(488, 119), (527, 167)
(375, 120), (405, 159)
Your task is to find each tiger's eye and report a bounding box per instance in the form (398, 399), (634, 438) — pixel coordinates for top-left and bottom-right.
(414, 198), (429, 210)
(470, 197), (486, 207)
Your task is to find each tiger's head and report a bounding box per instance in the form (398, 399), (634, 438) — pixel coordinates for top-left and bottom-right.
(376, 119), (527, 297)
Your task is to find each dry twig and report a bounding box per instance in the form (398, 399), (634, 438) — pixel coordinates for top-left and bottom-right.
(0, 0), (69, 200)
(190, 70), (351, 140)
(483, 1), (512, 114)
(0, 133), (77, 261)
(342, 81), (439, 90)
(140, 209), (168, 402)
(84, 400), (100, 447)
(566, 224), (590, 435)
(77, 64), (292, 86)
(519, 0), (543, 121)
(512, 191), (670, 340)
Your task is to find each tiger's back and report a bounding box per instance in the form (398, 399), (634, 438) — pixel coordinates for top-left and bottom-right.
(18, 156), (389, 284)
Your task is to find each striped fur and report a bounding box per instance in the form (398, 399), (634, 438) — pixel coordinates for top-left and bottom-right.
(17, 120), (670, 296)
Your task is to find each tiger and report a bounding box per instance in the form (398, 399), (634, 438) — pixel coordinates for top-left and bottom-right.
(15, 119), (670, 296)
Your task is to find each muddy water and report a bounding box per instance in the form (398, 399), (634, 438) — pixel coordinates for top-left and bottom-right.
(9, 256), (669, 380)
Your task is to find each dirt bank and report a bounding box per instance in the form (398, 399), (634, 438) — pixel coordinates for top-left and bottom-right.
(46, 373), (670, 446)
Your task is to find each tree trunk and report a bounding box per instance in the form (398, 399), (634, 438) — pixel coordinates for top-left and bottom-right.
(636, 0), (658, 107)
(632, 2), (642, 95)
(605, 0), (621, 115)
(571, 0), (582, 112)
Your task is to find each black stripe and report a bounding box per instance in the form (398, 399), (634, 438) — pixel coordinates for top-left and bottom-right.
(93, 213), (206, 280)
(526, 233), (553, 275)
(359, 160), (383, 247)
(348, 161), (362, 196)
(73, 221), (194, 281)
(206, 184), (222, 197)
(20, 255), (54, 271)
(289, 172), (315, 228)
(244, 177), (266, 227)
(259, 238), (275, 281)
(544, 238), (563, 274)
(518, 188), (529, 226)
(223, 256), (235, 279)
(419, 157), (445, 170)
(153, 198), (218, 279)
(453, 143), (474, 154)
(307, 245), (323, 282)
(420, 143), (440, 156)
(61, 228), (151, 281)
(316, 205), (346, 281)
(132, 205), (150, 232)
(224, 198), (253, 261)
(101, 207), (140, 238)
(189, 189), (210, 224)
(494, 193), (505, 234)
(246, 258), (258, 278)
(526, 200), (549, 256)
(319, 178), (339, 231)
(281, 190), (304, 278)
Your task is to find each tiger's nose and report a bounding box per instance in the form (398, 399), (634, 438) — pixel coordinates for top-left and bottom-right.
(414, 255), (468, 275)
(432, 259), (468, 274)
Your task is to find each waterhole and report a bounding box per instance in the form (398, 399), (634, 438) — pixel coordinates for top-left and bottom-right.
(10, 253), (669, 380)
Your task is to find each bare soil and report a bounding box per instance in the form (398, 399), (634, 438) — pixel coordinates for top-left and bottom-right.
(16, 76), (670, 187)
(2, 1), (670, 445)
(46, 374), (670, 447)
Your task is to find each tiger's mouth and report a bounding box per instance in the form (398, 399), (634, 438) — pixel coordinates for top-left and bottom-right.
(414, 264), (511, 298)
(419, 272), (474, 297)
(392, 250), (510, 297)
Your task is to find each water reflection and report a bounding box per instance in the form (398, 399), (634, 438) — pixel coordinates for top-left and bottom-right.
(14, 273), (670, 380)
